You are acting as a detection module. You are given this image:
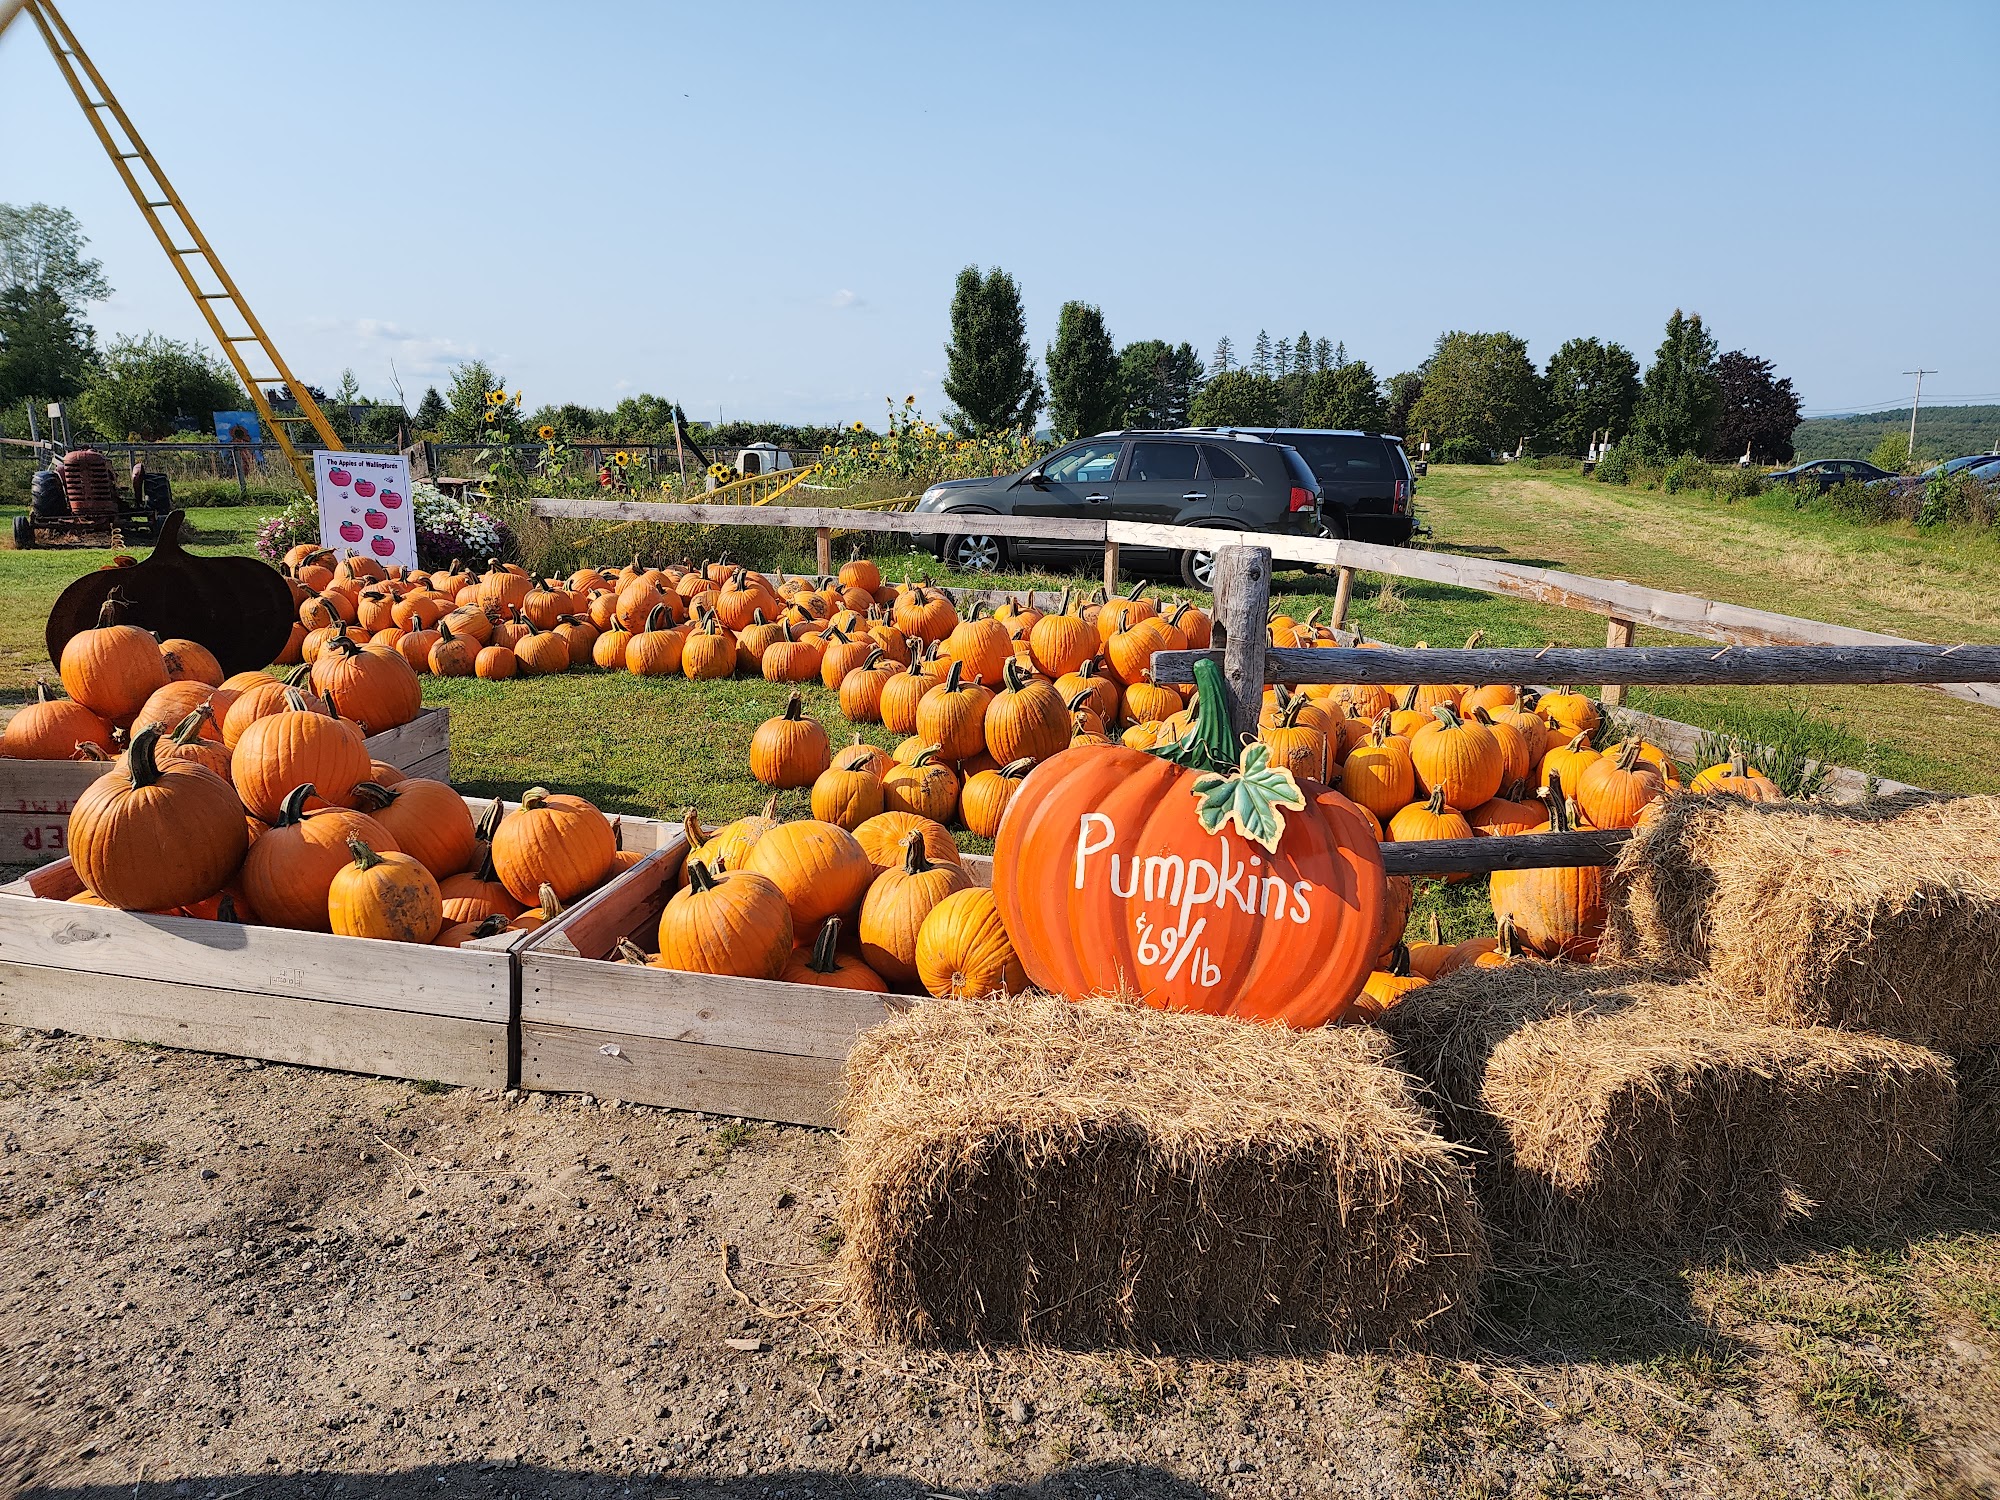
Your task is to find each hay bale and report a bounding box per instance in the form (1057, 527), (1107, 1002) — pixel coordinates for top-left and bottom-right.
(837, 994), (1487, 1353)
(1381, 964), (1956, 1254)
(1946, 1048), (2000, 1196)
(1603, 793), (2000, 1049)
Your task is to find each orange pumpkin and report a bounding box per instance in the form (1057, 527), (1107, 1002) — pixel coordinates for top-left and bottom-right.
(327, 838), (443, 943)
(1574, 741), (1666, 829)
(854, 810), (961, 877)
(68, 726), (246, 911)
(780, 916), (888, 992)
(231, 693), (371, 821)
(655, 861), (793, 978)
(983, 659), (1069, 765)
(59, 594), (169, 720)
(915, 661), (993, 763)
(749, 692), (831, 788)
(915, 886), (1026, 1000)
(810, 765), (884, 830)
(1488, 771), (1605, 959)
(492, 787), (616, 904)
(741, 818), (875, 931)
(241, 785), (400, 931)
(2, 680), (113, 760)
(858, 829), (974, 983)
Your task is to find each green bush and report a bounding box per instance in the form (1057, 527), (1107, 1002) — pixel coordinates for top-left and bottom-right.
(1917, 469), (1999, 529)
(165, 479), (299, 509)
(1522, 453), (1582, 471)
(1659, 453), (1713, 494)
(1710, 466), (1763, 501)
(1430, 436), (1491, 465)
(1592, 443), (1634, 484)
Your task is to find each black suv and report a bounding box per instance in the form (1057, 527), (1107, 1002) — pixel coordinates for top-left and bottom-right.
(909, 430), (1322, 587)
(1184, 427), (1417, 544)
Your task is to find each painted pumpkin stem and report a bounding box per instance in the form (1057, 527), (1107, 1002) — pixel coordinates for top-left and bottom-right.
(1156, 656), (1237, 774)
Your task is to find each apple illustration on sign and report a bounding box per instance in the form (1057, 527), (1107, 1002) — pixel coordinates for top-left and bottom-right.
(364, 509), (388, 529)
(339, 520), (364, 542)
(328, 466), (352, 488)
(379, 488), (403, 508)
(354, 480), (376, 498)
(370, 535), (397, 558)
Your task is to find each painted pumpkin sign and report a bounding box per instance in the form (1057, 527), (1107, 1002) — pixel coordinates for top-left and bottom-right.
(993, 659), (1385, 1027)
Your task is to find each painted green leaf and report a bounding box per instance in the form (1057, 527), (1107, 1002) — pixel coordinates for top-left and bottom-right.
(1189, 741), (1306, 853)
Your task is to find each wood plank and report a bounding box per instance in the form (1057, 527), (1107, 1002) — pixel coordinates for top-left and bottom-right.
(395, 750), (452, 783)
(521, 844), (684, 960)
(362, 706), (449, 766)
(531, 498), (1106, 542)
(518, 1021), (844, 1127)
(0, 757), (115, 806)
(1380, 829), (1631, 875)
(1598, 703), (1924, 801)
(523, 950), (910, 1058)
(0, 961), (505, 1087)
(1602, 617), (1636, 708)
(1212, 546), (1272, 747)
(0, 810), (76, 865)
(1150, 644), (2000, 689)
(0, 880), (510, 1021)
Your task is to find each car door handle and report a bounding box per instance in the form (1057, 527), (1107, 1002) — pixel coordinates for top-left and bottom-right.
(1084, 493), (1112, 503)
(1181, 492), (1207, 501)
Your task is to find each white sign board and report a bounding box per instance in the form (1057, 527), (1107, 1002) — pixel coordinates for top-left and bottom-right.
(315, 451), (416, 572)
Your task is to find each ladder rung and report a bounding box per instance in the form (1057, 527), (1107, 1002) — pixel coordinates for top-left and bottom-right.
(142, 200), (171, 208)
(223, 335), (259, 342)
(196, 293), (229, 300)
(117, 153), (142, 160)
(169, 247), (200, 255)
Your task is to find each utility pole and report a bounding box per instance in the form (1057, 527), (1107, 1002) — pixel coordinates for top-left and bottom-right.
(1904, 369), (1936, 461)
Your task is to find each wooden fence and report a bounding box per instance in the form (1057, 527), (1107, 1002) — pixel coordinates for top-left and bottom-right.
(527, 498), (2000, 711)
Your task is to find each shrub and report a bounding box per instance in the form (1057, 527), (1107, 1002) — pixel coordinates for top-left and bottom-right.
(1710, 467), (1762, 501)
(1430, 436), (1491, 465)
(1660, 453), (1713, 494)
(1522, 454), (1582, 471)
(165, 479), (301, 509)
(1592, 443), (1634, 485)
(1869, 432), (1912, 473)
(1918, 469), (1999, 529)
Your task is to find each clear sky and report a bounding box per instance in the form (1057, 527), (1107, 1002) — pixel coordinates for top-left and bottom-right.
(3, 0), (1996, 425)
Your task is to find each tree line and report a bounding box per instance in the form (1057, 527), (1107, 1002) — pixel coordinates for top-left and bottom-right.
(939, 262), (1805, 464)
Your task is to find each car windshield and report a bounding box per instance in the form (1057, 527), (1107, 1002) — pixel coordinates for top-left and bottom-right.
(1277, 434), (1391, 480)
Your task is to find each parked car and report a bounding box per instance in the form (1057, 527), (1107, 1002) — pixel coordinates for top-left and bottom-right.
(1764, 458), (1893, 492)
(1865, 452), (2000, 491)
(908, 430), (1322, 588)
(1968, 458), (2000, 482)
(1183, 427), (1417, 544)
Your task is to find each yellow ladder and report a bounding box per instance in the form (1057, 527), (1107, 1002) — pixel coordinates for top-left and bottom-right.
(8, 0), (342, 489)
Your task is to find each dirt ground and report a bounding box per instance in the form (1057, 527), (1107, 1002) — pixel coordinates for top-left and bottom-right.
(5, 1027), (2000, 1500)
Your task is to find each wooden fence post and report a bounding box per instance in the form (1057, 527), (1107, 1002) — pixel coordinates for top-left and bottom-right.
(815, 527), (832, 578)
(1102, 539), (1121, 597)
(1602, 616), (1636, 706)
(1329, 566), (1356, 633)
(1211, 545), (1272, 750)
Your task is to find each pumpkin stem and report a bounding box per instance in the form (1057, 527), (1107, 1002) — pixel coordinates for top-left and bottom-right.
(910, 743), (943, 768)
(1065, 689), (1096, 714)
(537, 882), (563, 920)
(1387, 942), (1413, 978)
(31, 678), (55, 705)
(352, 780), (397, 812)
(782, 691), (806, 721)
(1431, 704), (1463, 729)
(474, 798), (505, 841)
(1543, 771), (1574, 833)
(1002, 658), (1032, 693)
(685, 859), (719, 894)
(1614, 740), (1643, 772)
(808, 916), (844, 974)
(1000, 757), (1037, 779)
(899, 829), (932, 875)
(122, 725), (165, 788)
(1496, 914), (1520, 960)
(346, 836), (384, 871)
(760, 793), (778, 819)
(942, 660), (964, 693)
(645, 603), (670, 632)
(273, 783), (317, 826)
(71, 741), (108, 761)
(1428, 911), (1444, 946)
(520, 787), (551, 810)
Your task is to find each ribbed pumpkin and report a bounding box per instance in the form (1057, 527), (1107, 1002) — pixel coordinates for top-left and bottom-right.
(327, 837), (443, 943)
(68, 726), (247, 911)
(2, 681), (113, 759)
(428, 621), (477, 676)
(983, 660), (1068, 765)
(655, 861), (793, 978)
(915, 887), (1025, 1000)
(1575, 741), (1666, 829)
(241, 784), (400, 931)
(1539, 690), (1601, 740)
(312, 635), (421, 732)
(742, 819), (874, 930)
(592, 626), (634, 670)
(1053, 658), (1119, 723)
(892, 584), (958, 643)
(1338, 717), (1415, 823)
(1093, 581), (1156, 642)
(780, 916), (888, 992)
(881, 746), (958, 823)
(854, 810), (960, 877)
(627, 605), (686, 676)
(858, 830), (973, 983)
(838, 650), (894, 722)
(915, 662), (992, 763)
(232, 693), (371, 821)
(938, 606), (1012, 687)
(680, 615), (736, 680)
(137, 706), (231, 780)
(838, 557), (883, 594)
(1387, 785), (1474, 848)
(1488, 775), (1605, 959)
(553, 614), (601, 667)
(439, 848), (526, 924)
(1027, 594), (1093, 679)
(158, 637), (224, 686)
(829, 735), (895, 779)
(810, 765), (884, 830)
(818, 628), (874, 689)
(352, 778), (477, 879)
(760, 623), (824, 684)
(1538, 731), (1601, 793)
(475, 645), (517, 679)
(1690, 750), (1783, 802)
(1258, 691), (1331, 784)
(879, 651), (945, 734)
(1119, 671), (1183, 727)
(960, 758), (1035, 838)
(60, 594), (169, 720)
(1408, 705), (1505, 811)
(1467, 781), (1544, 837)
(514, 622), (573, 677)
(749, 693), (831, 788)
(492, 788), (616, 904)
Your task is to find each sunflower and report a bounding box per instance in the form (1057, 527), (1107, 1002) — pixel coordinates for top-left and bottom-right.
(536, 424), (556, 441)
(822, 445), (833, 455)
(851, 421), (866, 433)
(905, 395), (916, 405)
(486, 389), (504, 406)
(614, 451), (631, 468)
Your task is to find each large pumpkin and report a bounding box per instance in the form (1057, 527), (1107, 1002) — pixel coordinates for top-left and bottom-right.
(1, 680), (113, 760)
(491, 787), (616, 904)
(59, 593), (170, 720)
(68, 726), (247, 911)
(992, 659), (1385, 1027)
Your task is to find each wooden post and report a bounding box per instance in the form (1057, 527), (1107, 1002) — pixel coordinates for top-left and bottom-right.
(1102, 539), (1120, 597)
(1602, 616), (1636, 706)
(815, 527), (832, 578)
(1329, 566), (1356, 633)
(1211, 545), (1272, 750)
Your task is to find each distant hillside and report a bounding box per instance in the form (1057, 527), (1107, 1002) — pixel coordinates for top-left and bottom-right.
(1792, 405), (2000, 462)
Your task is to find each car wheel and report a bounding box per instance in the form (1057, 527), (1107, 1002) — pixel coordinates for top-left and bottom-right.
(945, 532), (1005, 573)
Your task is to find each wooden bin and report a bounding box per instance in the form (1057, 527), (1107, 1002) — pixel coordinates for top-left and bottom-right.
(0, 792), (665, 1089)
(0, 705), (452, 867)
(516, 843), (992, 1127)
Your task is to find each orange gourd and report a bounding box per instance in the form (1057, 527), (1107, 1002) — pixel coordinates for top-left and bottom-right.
(327, 837), (443, 943)
(858, 830), (974, 983)
(68, 725), (246, 912)
(749, 692), (831, 788)
(780, 916), (888, 992)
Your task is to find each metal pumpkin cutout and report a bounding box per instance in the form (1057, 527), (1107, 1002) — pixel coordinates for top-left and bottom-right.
(994, 659), (1386, 1027)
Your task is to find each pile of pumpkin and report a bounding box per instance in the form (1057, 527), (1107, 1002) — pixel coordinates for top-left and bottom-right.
(45, 605), (631, 942)
(631, 804), (1021, 1002)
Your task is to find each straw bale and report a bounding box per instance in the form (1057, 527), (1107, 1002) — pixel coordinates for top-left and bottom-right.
(1382, 964), (1956, 1254)
(1946, 1048), (2000, 1195)
(837, 994), (1487, 1353)
(1603, 793), (2000, 1049)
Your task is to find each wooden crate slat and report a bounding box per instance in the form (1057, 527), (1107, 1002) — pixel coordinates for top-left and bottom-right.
(523, 950), (912, 1057)
(361, 706), (450, 764)
(0, 960), (504, 1087)
(519, 1020), (844, 1127)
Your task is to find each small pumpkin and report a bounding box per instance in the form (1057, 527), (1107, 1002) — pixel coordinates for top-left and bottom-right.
(328, 837), (444, 943)
(654, 860), (793, 979)
(810, 764), (884, 830)
(439, 847), (527, 925)
(880, 745), (959, 823)
(749, 692), (831, 788)
(780, 916), (889, 992)
(959, 757), (1035, 839)
(1574, 740), (1666, 830)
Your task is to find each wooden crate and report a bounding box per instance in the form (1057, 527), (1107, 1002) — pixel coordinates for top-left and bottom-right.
(0, 706), (453, 866)
(0, 791), (665, 1089)
(516, 844), (992, 1127)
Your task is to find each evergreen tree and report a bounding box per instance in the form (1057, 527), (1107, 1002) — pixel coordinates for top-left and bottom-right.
(413, 386), (447, 434)
(1541, 337), (1641, 454)
(1210, 335), (1234, 374)
(1384, 371), (1423, 436)
(1251, 330), (1273, 378)
(941, 265), (1042, 435)
(1118, 340), (1207, 428)
(0, 203), (109, 408)
(1296, 330), (1313, 375)
(1313, 336), (1333, 373)
(1630, 309), (1721, 459)
(1273, 337), (1292, 379)
(1332, 340), (1348, 369)
(1044, 301), (1120, 439)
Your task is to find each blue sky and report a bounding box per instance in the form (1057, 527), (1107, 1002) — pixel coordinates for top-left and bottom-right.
(3, 0), (1995, 424)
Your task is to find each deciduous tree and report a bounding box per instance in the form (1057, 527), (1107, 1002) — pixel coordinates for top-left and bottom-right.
(942, 265), (1041, 435)
(1045, 301), (1120, 439)
(1187, 369), (1284, 427)
(1708, 350), (1801, 464)
(1541, 337), (1640, 455)
(1405, 331), (1542, 453)
(76, 333), (243, 440)
(1303, 361), (1388, 431)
